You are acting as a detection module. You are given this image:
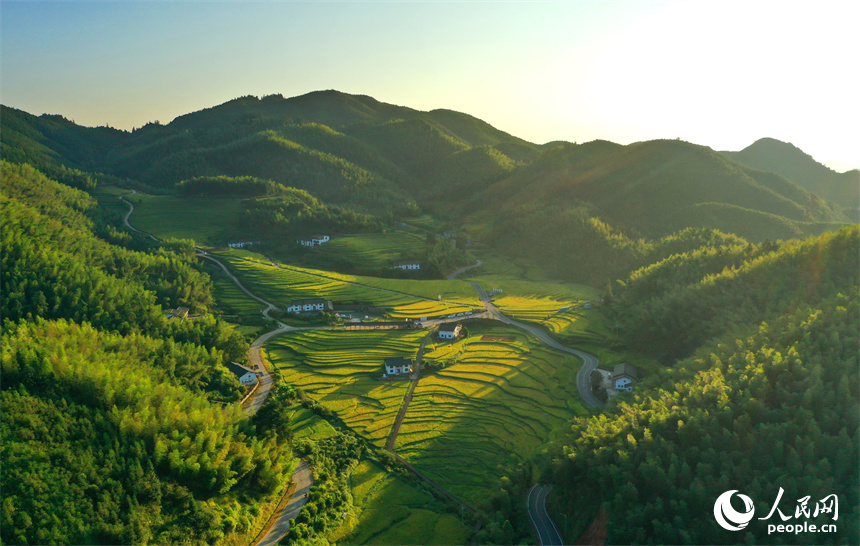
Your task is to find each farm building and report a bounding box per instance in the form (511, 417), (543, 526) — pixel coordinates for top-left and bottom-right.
(297, 235), (330, 247)
(391, 260), (421, 270)
(438, 323), (462, 340)
(613, 363), (638, 391)
(227, 241), (258, 248)
(286, 298), (333, 313)
(384, 357), (413, 376)
(166, 306), (190, 319)
(225, 362), (258, 386)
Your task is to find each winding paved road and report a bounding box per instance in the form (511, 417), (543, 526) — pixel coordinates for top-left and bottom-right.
(466, 281), (603, 409)
(528, 484), (564, 546)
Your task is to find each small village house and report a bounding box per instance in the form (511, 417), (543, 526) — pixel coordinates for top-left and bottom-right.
(166, 306), (190, 319)
(391, 260), (421, 270)
(225, 362), (258, 386)
(285, 298), (333, 313)
(613, 363), (638, 391)
(297, 235), (330, 247)
(384, 357), (413, 376)
(438, 323), (462, 340)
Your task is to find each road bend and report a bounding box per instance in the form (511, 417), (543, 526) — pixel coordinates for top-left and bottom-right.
(528, 484), (564, 546)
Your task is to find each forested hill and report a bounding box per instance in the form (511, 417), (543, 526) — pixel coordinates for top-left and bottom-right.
(725, 138), (860, 220)
(1, 92), (855, 281)
(1, 162), (294, 544)
(555, 227), (859, 544)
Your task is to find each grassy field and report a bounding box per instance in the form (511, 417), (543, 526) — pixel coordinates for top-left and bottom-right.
(120, 193), (247, 244)
(212, 250), (480, 317)
(332, 459), (470, 545)
(395, 323), (588, 505)
(289, 231), (427, 273)
(268, 329), (427, 447)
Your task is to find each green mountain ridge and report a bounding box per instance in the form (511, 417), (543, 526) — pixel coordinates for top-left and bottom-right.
(2, 92), (855, 286)
(724, 137), (860, 219)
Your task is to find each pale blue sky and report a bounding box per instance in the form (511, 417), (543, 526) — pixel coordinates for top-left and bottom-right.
(2, 1), (858, 169)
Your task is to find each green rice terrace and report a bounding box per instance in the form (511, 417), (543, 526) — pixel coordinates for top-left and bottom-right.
(291, 231), (427, 273)
(395, 323), (588, 505)
(334, 459), (471, 545)
(268, 329), (427, 446)
(286, 407), (469, 544)
(212, 249), (480, 318)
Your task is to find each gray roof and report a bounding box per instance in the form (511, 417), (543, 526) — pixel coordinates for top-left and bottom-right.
(384, 357), (412, 366)
(439, 323), (461, 332)
(225, 361), (255, 378)
(288, 298), (330, 306)
(613, 363), (638, 380)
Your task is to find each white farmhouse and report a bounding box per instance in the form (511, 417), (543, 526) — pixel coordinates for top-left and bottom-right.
(613, 363), (638, 391)
(311, 235), (330, 245)
(438, 323), (462, 340)
(384, 357), (413, 375)
(225, 361), (258, 386)
(391, 260), (421, 270)
(285, 298), (333, 314)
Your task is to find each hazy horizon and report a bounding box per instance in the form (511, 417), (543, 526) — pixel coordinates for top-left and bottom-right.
(2, 1), (858, 170)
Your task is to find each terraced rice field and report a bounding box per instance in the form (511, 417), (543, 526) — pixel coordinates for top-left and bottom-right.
(314, 232), (426, 270)
(288, 406), (339, 441)
(332, 459), (470, 545)
(267, 330), (426, 446)
(213, 250), (478, 317)
(395, 325), (588, 505)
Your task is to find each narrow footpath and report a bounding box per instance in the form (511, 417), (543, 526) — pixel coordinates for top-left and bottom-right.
(385, 332), (432, 451)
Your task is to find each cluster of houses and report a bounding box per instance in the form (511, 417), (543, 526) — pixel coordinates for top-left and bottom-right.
(227, 241), (259, 249)
(297, 235), (330, 247)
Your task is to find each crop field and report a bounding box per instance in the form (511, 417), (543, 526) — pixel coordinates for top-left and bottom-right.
(395, 324), (587, 505)
(334, 459), (470, 545)
(123, 194), (246, 243)
(288, 406), (339, 441)
(309, 231), (426, 270)
(201, 261), (269, 323)
(211, 250), (479, 317)
(267, 329), (426, 446)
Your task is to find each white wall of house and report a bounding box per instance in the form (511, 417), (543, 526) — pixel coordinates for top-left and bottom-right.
(386, 364), (411, 375)
(239, 372), (258, 385)
(615, 377), (633, 391)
